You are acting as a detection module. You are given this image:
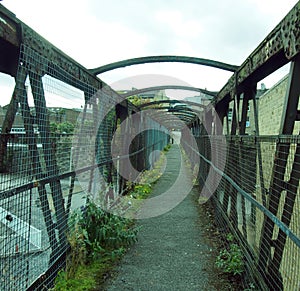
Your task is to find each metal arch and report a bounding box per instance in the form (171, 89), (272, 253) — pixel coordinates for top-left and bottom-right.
(164, 112), (196, 121)
(147, 106), (203, 115)
(144, 106), (199, 120)
(148, 110), (196, 124)
(90, 55), (239, 75)
(151, 116), (191, 128)
(120, 85), (217, 99)
(143, 106), (202, 124)
(138, 99), (206, 109)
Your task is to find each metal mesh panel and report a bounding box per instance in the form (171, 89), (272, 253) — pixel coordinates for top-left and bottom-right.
(187, 135), (300, 290)
(0, 44), (170, 290)
(0, 45), (87, 290)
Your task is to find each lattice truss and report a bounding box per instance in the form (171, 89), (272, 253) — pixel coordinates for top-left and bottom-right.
(0, 45), (170, 290)
(183, 65), (300, 290)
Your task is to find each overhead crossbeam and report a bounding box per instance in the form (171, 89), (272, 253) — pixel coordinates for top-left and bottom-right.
(147, 110), (197, 126)
(120, 85), (217, 99)
(90, 55), (239, 75)
(146, 106), (203, 114)
(138, 99), (206, 109)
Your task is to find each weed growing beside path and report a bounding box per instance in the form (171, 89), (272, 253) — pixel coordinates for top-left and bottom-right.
(53, 144), (172, 290)
(53, 202), (138, 291)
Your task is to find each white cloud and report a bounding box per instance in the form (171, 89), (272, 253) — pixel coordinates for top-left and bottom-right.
(155, 10), (202, 38)
(1, 0), (299, 98)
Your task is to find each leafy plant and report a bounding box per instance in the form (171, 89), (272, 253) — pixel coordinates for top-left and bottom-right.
(163, 144), (171, 152)
(69, 201), (138, 259)
(131, 184), (152, 199)
(215, 243), (244, 275)
(226, 233), (234, 242)
(243, 283), (258, 291)
(54, 267), (95, 291)
(215, 233), (244, 276)
(50, 121), (74, 134)
(53, 201), (139, 289)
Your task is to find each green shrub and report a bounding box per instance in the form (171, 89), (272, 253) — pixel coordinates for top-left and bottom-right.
(215, 243), (244, 275)
(68, 201), (138, 260)
(53, 201), (138, 289)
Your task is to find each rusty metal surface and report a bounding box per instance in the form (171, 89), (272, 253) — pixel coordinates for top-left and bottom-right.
(89, 55), (239, 75)
(1, 2), (300, 109)
(0, 5), (19, 47)
(120, 85), (217, 99)
(214, 2), (300, 106)
(139, 99), (205, 109)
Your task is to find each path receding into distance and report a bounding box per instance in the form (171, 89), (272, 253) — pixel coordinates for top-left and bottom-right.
(104, 145), (227, 290)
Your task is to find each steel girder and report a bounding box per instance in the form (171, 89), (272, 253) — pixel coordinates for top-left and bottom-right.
(120, 85), (217, 99)
(89, 55), (238, 75)
(138, 99), (205, 109)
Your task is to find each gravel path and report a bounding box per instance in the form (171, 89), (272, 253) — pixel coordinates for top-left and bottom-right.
(105, 145), (220, 290)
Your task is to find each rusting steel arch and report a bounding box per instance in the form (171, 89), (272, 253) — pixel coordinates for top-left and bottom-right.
(120, 85), (217, 99)
(151, 115), (193, 127)
(147, 109), (196, 119)
(147, 106), (203, 115)
(147, 110), (196, 125)
(90, 55), (239, 75)
(143, 106), (200, 127)
(138, 99), (206, 109)
(167, 111), (196, 119)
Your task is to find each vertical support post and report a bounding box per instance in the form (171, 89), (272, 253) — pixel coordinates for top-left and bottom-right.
(16, 67), (59, 262)
(258, 54), (300, 290)
(239, 93), (249, 135)
(221, 95), (232, 215)
(270, 139), (300, 274)
(252, 91), (267, 207)
(66, 101), (89, 214)
(29, 71), (67, 250)
(0, 87), (18, 172)
(239, 90), (251, 238)
(228, 94), (240, 226)
(88, 95), (99, 194)
(215, 101), (228, 135)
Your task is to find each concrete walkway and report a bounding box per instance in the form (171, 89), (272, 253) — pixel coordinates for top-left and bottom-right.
(105, 145), (222, 290)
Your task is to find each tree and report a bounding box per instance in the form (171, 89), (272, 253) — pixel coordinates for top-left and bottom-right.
(50, 121), (74, 134)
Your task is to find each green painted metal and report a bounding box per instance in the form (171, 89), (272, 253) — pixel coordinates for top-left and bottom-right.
(120, 85), (217, 99)
(146, 106), (202, 115)
(138, 99), (205, 109)
(90, 55), (238, 75)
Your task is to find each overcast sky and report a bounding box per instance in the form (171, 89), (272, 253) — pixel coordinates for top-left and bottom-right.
(1, 0), (299, 106)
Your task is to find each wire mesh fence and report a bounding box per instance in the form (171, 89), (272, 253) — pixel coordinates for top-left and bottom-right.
(183, 134), (300, 290)
(0, 44), (170, 290)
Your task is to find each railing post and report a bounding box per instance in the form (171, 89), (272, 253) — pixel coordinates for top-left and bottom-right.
(29, 71), (67, 251)
(16, 66), (59, 262)
(258, 54), (300, 290)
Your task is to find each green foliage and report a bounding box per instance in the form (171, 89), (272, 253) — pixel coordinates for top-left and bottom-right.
(53, 201), (138, 290)
(50, 121), (74, 134)
(128, 95), (150, 106)
(215, 243), (244, 276)
(226, 233), (234, 242)
(243, 283), (258, 291)
(131, 184), (152, 199)
(163, 143), (171, 152)
(68, 201), (138, 260)
(53, 256), (118, 291)
(50, 122), (58, 133)
(54, 267), (95, 291)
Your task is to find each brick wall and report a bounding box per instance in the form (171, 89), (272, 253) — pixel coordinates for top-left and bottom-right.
(258, 74), (300, 135)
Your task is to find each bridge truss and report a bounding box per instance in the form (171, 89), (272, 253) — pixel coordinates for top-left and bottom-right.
(0, 2), (299, 290)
